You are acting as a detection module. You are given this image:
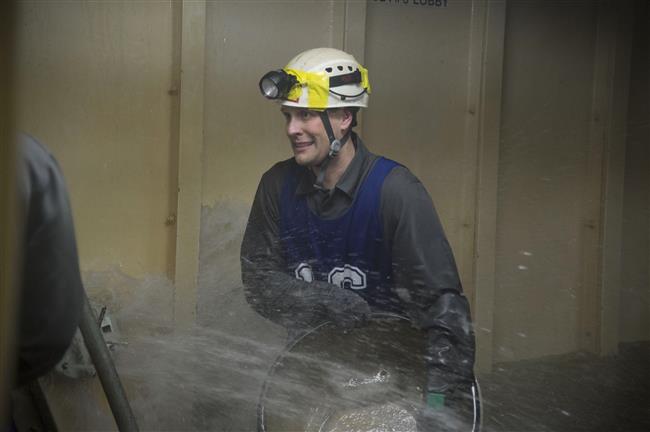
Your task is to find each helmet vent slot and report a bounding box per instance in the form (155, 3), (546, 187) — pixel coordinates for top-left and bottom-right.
(326, 67), (333, 73)
(337, 66), (343, 71)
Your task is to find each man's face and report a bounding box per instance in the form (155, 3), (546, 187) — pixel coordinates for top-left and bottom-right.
(281, 106), (331, 167)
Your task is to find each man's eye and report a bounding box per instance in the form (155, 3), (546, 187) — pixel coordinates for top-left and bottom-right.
(299, 110), (312, 120)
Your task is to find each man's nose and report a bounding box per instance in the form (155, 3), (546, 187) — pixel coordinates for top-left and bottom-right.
(286, 116), (302, 136)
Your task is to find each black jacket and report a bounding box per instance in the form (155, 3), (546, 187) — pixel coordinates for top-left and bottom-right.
(241, 135), (475, 394)
(14, 133), (83, 387)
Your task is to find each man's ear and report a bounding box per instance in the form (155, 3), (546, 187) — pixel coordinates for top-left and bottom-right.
(338, 108), (353, 133)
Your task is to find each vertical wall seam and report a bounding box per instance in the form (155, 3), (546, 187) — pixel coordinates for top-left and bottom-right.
(460, 0), (485, 307)
(168, 0), (183, 282)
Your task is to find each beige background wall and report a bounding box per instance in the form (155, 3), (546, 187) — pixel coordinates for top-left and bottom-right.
(12, 0), (646, 387)
(203, 0), (340, 206)
(621, 0), (650, 343)
(494, 1), (598, 361)
(14, 1), (177, 279)
(11, 0), (647, 429)
(14, 3), (180, 429)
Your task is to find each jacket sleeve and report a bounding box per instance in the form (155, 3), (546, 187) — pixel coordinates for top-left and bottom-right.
(381, 166), (476, 393)
(240, 165), (331, 329)
(15, 134), (83, 387)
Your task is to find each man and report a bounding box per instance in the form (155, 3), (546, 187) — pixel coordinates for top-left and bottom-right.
(241, 48), (475, 429)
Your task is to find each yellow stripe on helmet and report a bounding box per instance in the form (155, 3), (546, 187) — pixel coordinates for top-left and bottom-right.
(359, 65), (371, 94)
(283, 65), (370, 109)
(283, 68), (330, 109)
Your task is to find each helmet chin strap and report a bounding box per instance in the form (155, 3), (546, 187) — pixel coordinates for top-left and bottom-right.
(313, 110), (350, 191)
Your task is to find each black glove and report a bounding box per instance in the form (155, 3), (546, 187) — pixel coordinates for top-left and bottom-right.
(421, 337), (474, 431)
(260, 279), (370, 330)
(315, 281), (371, 328)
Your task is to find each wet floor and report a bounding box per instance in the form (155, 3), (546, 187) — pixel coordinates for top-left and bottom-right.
(479, 342), (650, 432)
(29, 320), (650, 432)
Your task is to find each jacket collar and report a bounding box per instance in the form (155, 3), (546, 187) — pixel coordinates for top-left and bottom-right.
(295, 133), (368, 198)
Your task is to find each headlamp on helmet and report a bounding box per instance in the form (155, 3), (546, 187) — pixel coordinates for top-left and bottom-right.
(259, 69), (298, 100)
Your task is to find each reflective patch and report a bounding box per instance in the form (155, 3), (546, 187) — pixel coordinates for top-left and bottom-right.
(328, 264), (367, 290)
(295, 263), (314, 282)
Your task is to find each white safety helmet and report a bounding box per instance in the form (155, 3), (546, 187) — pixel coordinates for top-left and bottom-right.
(259, 47), (370, 110)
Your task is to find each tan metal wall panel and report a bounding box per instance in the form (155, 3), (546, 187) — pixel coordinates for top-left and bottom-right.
(202, 0), (340, 206)
(13, 2), (179, 430)
(14, 1), (176, 278)
(593, 0), (635, 355)
(495, 1), (599, 361)
(621, 0), (650, 343)
(363, 0), (476, 297)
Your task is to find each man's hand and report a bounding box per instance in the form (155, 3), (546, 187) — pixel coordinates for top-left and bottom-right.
(317, 282), (371, 328)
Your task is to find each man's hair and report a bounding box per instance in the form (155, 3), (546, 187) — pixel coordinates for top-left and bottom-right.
(349, 107), (359, 128)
